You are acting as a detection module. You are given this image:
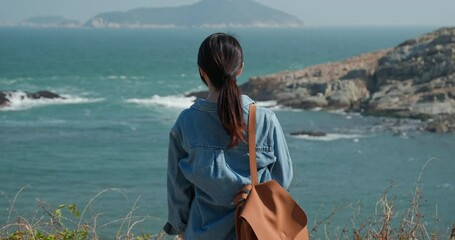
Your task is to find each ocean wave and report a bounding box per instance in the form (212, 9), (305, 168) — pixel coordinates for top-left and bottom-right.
(0, 91), (104, 111)
(0, 79), (17, 85)
(256, 100), (278, 108)
(125, 96), (285, 110)
(104, 75), (145, 80)
(439, 183), (454, 190)
(291, 133), (364, 142)
(125, 95), (196, 109)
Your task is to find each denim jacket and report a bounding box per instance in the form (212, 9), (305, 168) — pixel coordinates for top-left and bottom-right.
(164, 95), (293, 240)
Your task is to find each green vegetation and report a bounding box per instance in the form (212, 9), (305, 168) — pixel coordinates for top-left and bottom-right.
(0, 189), (155, 240)
(1, 202), (88, 240)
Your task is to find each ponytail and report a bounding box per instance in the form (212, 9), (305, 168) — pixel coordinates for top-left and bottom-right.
(198, 33), (246, 148)
(218, 75), (245, 148)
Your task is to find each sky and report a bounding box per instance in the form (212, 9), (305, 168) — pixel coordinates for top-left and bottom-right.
(0, 0), (454, 27)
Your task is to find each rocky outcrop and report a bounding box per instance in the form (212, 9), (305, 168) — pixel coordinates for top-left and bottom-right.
(366, 27), (455, 133)
(188, 27), (455, 133)
(0, 91), (9, 107)
(240, 50), (390, 111)
(0, 90), (64, 107)
(367, 28), (455, 119)
(423, 114), (455, 133)
(188, 50), (389, 110)
(290, 130), (327, 137)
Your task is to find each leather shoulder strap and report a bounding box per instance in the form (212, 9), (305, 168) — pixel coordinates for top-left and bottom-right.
(248, 104), (258, 186)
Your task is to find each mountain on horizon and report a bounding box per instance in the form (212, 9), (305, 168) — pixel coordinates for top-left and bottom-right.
(86, 0), (304, 28)
(20, 16), (82, 28)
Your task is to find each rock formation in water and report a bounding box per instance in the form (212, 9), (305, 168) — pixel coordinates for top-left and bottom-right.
(0, 90), (64, 107)
(188, 27), (455, 133)
(0, 91), (9, 107)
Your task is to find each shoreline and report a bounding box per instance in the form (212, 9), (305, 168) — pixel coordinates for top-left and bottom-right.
(188, 27), (455, 133)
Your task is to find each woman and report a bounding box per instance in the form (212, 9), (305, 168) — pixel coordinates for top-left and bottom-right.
(163, 33), (293, 240)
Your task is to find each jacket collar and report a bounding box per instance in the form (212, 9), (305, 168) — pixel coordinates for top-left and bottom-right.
(191, 95), (254, 113)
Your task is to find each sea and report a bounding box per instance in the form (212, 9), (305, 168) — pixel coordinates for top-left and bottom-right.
(1, 27), (454, 238)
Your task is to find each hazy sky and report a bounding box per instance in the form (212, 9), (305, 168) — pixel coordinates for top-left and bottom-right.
(0, 0), (454, 26)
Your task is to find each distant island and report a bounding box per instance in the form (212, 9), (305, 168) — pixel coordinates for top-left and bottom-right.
(5, 0), (303, 29)
(20, 16), (82, 28)
(86, 0), (303, 28)
(0, 20), (12, 27)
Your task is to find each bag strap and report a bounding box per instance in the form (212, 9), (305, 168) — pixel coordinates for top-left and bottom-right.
(248, 104), (258, 186)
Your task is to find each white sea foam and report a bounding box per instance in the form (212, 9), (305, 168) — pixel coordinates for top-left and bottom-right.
(105, 75), (145, 80)
(310, 107), (323, 112)
(292, 133), (364, 141)
(126, 95), (196, 109)
(254, 101), (296, 111)
(126, 96), (284, 110)
(0, 91), (104, 111)
(439, 183), (454, 190)
(328, 109), (347, 115)
(256, 100), (278, 108)
(0, 78), (17, 85)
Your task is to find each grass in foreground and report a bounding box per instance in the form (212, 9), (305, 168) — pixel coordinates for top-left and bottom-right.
(1, 160), (454, 239)
(309, 159), (455, 240)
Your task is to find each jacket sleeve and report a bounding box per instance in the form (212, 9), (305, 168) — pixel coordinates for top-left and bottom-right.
(163, 130), (193, 235)
(269, 113), (294, 190)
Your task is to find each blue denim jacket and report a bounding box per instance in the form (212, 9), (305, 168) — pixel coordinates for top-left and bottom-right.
(164, 95), (293, 240)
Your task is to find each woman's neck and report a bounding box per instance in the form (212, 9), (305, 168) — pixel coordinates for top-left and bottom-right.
(206, 89), (219, 102)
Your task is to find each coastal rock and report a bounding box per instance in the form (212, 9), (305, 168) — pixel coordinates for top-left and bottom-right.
(367, 28), (455, 120)
(187, 27), (455, 133)
(290, 130), (327, 137)
(240, 49), (389, 111)
(29, 91), (62, 99)
(424, 114), (455, 133)
(0, 91), (9, 107)
(0, 90), (65, 107)
(238, 27), (455, 133)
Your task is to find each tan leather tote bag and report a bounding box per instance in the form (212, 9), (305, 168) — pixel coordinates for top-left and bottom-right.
(234, 104), (309, 240)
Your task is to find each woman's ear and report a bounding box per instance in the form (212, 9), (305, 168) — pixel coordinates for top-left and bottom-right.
(199, 68), (209, 80)
(236, 62), (244, 77)
(199, 67), (209, 86)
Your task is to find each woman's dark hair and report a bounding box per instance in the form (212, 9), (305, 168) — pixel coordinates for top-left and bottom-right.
(198, 33), (245, 148)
